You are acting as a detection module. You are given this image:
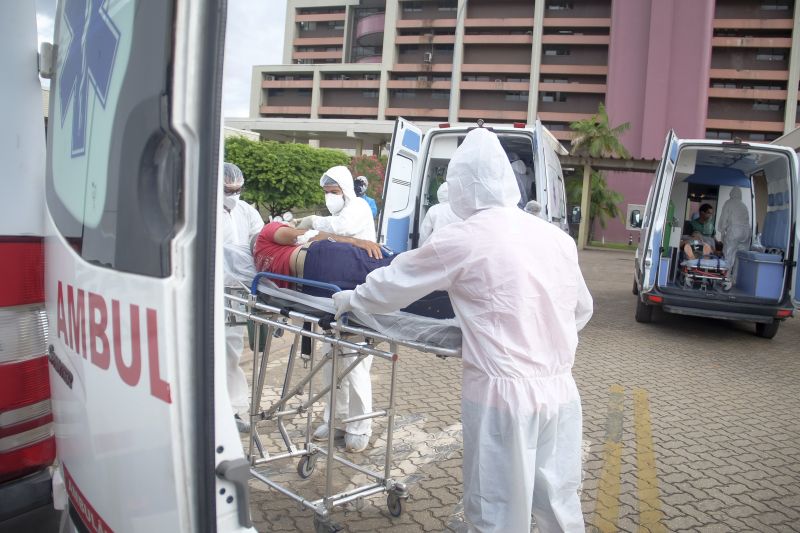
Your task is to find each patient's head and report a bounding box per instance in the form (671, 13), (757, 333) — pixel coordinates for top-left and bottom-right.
(691, 231), (703, 240)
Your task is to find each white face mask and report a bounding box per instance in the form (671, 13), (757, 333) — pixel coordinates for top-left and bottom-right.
(511, 160), (526, 174)
(325, 193), (345, 214)
(223, 194), (239, 211)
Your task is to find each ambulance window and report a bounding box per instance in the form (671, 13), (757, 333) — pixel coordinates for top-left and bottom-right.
(45, 1), (180, 278)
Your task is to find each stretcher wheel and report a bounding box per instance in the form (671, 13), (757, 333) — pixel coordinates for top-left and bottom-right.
(634, 298), (653, 323)
(297, 454), (317, 479)
(387, 492), (404, 517)
(755, 321), (780, 339)
(313, 516), (342, 533)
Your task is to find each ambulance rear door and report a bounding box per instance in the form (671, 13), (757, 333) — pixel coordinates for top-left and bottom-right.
(377, 117), (423, 252)
(44, 1), (249, 531)
(534, 120), (569, 232)
(790, 150), (800, 309)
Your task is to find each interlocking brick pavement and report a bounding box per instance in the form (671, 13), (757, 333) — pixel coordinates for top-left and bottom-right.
(243, 249), (800, 532)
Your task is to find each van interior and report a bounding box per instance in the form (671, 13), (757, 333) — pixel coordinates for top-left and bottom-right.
(418, 131), (535, 216)
(656, 144), (793, 303)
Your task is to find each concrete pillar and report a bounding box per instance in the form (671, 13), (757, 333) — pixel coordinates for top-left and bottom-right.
(283, 1), (296, 65)
(448, 0), (468, 123)
(311, 68), (321, 119)
(527, 0), (545, 123)
(355, 138), (364, 156)
(249, 67), (263, 118)
(378, 0), (399, 120)
(577, 163), (592, 250)
(783, 0), (800, 133)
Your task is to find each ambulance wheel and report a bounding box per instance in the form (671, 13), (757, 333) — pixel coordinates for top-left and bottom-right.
(755, 321), (779, 339)
(297, 454), (317, 479)
(387, 492), (404, 517)
(635, 298), (653, 323)
(632, 279), (639, 295)
(313, 516), (342, 533)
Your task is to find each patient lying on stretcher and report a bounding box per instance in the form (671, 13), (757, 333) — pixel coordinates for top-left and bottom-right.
(252, 222), (453, 319)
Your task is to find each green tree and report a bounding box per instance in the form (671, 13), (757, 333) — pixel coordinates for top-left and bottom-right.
(566, 171), (624, 241)
(224, 136), (349, 218)
(569, 103), (630, 242)
(569, 102), (630, 158)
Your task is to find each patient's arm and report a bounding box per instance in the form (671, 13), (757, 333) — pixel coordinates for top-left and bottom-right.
(272, 225), (383, 259)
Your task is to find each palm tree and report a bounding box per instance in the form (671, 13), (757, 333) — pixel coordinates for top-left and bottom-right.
(569, 103), (630, 243)
(566, 171), (624, 242)
(570, 102), (630, 158)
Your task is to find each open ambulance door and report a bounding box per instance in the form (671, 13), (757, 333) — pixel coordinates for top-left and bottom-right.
(44, 1), (250, 531)
(639, 130), (678, 292)
(377, 118), (423, 252)
(791, 152), (800, 309)
(534, 120), (569, 231)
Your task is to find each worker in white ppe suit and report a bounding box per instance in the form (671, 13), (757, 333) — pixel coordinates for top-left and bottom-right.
(419, 182), (461, 244)
(718, 186), (751, 274)
(297, 165), (376, 452)
(296, 165), (376, 241)
(221, 163), (265, 432)
(333, 128), (593, 532)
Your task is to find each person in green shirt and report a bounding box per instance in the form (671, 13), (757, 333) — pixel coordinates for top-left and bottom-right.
(690, 203), (715, 237)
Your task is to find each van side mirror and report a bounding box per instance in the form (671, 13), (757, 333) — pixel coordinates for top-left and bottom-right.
(630, 209), (642, 228)
(570, 206), (581, 224)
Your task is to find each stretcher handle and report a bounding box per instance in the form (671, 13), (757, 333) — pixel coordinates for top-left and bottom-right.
(250, 272), (343, 295)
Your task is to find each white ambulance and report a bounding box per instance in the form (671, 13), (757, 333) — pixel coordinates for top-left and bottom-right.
(379, 118), (570, 252)
(38, 1), (251, 531)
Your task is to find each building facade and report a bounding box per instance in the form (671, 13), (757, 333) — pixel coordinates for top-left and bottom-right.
(228, 0), (800, 242)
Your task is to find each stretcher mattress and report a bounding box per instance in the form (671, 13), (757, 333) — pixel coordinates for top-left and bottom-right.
(224, 244), (462, 350)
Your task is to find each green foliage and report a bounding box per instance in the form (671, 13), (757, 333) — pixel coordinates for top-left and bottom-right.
(569, 102), (631, 158)
(349, 154), (386, 206)
(566, 170), (624, 241)
(224, 137), (349, 217)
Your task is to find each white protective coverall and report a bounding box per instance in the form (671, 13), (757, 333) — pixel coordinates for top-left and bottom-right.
(309, 165), (376, 241)
(221, 171), (264, 416)
(336, 128), (593, 532)
(718, 186), (751, 272)
(419, 182), (462, 244)
(310, 166), (376, 447)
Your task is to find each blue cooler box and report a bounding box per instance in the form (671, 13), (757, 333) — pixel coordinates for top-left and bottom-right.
(735, 251), (784, 300)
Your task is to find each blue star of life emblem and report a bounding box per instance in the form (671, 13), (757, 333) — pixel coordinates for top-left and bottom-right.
(59, 0), (120, 158)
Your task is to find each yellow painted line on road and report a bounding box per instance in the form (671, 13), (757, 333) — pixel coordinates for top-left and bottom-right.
(593, 384), (625, 533)
(634, 388), (665, 533)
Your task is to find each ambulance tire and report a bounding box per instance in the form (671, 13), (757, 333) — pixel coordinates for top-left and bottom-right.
(635, 298), (653, 323)
(632, 279), (639, 295)
(755, 321), (779, 339)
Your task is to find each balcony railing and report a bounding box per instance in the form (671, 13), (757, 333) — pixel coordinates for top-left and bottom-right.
(543, 17), (611, 28)
(259, 105), (312, 116)
(538, 81), (607, 94)
(711, 36), (793, 48)
(705, 118), (784, 132)
(707, 87), (788, 100)
(355, 13), (385, 47)
(459, 108), (528, 121)
(709, 68), (789, 81)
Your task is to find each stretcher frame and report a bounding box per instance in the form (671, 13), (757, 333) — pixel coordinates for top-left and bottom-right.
(224, 272), (460, 532)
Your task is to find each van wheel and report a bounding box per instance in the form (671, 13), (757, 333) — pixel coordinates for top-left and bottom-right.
(632, 279), (639, 295)
(635, 299), (653, 323)
(755, 321), (779, 339)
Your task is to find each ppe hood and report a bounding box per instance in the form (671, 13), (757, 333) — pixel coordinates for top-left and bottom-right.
(446, 128), (521, 219)
(320, 165), (356, 204)
(436, 181), (449, 204)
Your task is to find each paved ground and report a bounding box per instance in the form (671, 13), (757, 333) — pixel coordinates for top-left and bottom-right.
(244, 249), (800, 532)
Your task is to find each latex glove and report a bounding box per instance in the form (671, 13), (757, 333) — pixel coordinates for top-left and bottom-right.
(296, 216), (316, 230)
(332, 290), (355, 320)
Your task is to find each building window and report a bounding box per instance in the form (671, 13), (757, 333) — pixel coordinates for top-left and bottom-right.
(395, 90), (417, 99)
(362, 90), (378, 98)
(299, 21), (317, 31)
(437, 0), (457, 11)
(297, 89), (311, 96)
(432, 90), (449, 99)
(327, 21), (345, 30)
(547, 2), (574, 10)
(756, 49), (785, 61)
(749, 133), (766, 141)
(753, 101), (781, 111)
(267, 89), (285, 97)
(403, 2), (422, 12)
(541, 92), (567, 102)
(761, 2), (790, 10)
(544, 48), (570, 56)
(505, 92), (529, 102)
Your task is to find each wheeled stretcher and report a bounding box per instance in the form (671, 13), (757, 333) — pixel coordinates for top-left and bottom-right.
(223, 272), (460, 532)
(679, 255), (730, 291)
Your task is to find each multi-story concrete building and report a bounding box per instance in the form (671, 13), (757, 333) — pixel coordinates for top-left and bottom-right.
(227, 0), (800, 242)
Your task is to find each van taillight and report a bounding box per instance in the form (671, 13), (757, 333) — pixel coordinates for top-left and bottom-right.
(0, 238), (54, 483)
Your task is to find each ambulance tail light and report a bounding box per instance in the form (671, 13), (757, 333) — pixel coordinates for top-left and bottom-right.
(0, 237), (54, 483)
(513, 122), (527, 128)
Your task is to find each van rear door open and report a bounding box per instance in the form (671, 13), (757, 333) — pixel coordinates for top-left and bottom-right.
(378, 118), (423, 252)
(45, 1), (247, 530)
(792, 152), (800, 309)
